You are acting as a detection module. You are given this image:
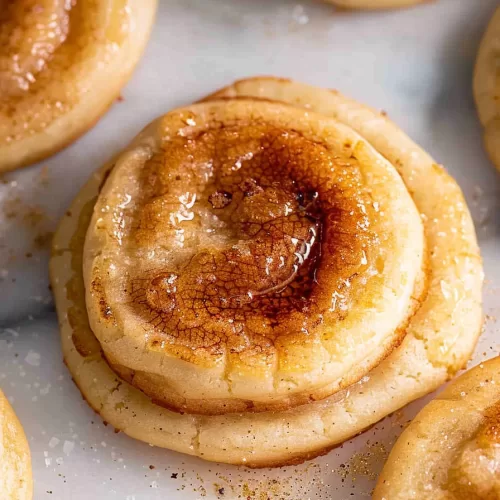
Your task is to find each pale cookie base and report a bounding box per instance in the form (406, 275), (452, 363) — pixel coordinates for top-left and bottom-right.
(0, 0), (157, 173)
(474, 7), (500, 173)
(0, 390), (32, 500)
(323, 0), (429, 10)
(374, 356), (500, 500)
(50, 78), (483, 467)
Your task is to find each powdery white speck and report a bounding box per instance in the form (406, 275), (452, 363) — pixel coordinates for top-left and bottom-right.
(40, 384), (51, 395)
(45, 458), (52, 467)
(4, 328), (19, 337)
(25, 351), (41, 366)
(292, 5), (309, 25)
(150, 481), (158, 489)
(55, 457), (64, 465)
(49, 437), (60, 448)
(63, 440), (74, 456)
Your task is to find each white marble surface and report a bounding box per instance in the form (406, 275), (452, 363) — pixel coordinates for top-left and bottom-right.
(0, 0), (499, 498)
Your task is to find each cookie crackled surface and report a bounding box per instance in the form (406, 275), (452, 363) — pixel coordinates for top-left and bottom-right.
(50, 77), (483, 467)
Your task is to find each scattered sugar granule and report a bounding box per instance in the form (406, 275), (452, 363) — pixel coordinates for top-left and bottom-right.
(292, 5), (309, 25)
(24, 351), (40, 366)
(63, 441), (74, 456)
(48, 437), (60, 448)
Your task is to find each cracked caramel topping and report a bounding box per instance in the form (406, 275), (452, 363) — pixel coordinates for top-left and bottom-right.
(125, 124), (375, 356)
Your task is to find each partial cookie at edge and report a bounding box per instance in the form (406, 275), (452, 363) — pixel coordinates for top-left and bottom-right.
(0, 390), (32, 500)
(474, 6), (500, 172)
(374, 357), (500, 500)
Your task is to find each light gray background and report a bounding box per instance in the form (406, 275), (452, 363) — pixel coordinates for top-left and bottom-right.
(0, 0), (499, 498)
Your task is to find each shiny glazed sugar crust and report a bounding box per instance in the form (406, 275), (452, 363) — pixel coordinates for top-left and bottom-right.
(474, 6), (500, 173)
(374, 356), (500, 500)
(82, 99), (425, 415)
(0, 0), (157, 172)
(50, 78), (483, 467)
(0, 390), (32, 500)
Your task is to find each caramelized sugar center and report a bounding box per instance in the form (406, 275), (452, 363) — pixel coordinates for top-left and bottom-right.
(119, 123), (377, 353)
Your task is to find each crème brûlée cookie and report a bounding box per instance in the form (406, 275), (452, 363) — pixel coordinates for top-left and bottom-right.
(474, 6), (500, 173)
(50, 77), (483, 467)
(374, 356), (500, 500)
(82, 97), (427, 416)
(0, 0), (157, 173)
(0, 390), (32, 500)
(323, 0), (429, 10)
